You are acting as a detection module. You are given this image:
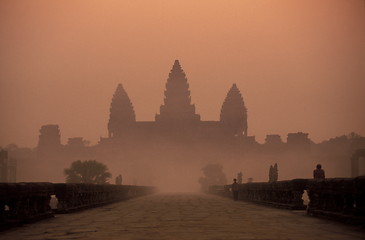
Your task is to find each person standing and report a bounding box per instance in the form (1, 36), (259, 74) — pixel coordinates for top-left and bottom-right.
(237, 172), (243, 184)
(313, 164), (325, 180)
(115, 174), (122, 185)
(231, 178), (239, 201)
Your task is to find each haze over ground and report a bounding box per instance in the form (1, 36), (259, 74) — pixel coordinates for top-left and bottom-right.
(1, 0), (364, 148)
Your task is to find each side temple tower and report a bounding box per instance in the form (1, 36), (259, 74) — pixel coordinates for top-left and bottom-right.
(220, 83), (248, 136)
(108, 84), (136, 138)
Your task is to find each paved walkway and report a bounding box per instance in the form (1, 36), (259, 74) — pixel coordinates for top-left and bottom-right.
(1, 193), (364, 240)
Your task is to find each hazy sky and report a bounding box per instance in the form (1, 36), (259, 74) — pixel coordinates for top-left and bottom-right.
(1, 0), (364, 148)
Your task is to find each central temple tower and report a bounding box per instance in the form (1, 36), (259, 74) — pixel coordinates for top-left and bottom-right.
(155, 60), (200, 124)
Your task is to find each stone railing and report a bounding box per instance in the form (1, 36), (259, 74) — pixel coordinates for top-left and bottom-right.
(209, 177), (365, 225)
(0, 183), (54, 230)
(0, 183), (156, 230)
(307, 177), (365, 225)
(54, 184), (156, 213)
(209, 179), (308, 210)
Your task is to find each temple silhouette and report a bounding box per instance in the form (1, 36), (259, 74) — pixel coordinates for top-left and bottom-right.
(35, 60), (315, 165)
(100, 60), (248, 146)
(29, 59), (365, 185)
(33, 60), (260, 185)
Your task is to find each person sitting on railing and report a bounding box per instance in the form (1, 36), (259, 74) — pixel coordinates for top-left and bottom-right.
(313, 164), (325, 180)
(231, 178), (239, 201)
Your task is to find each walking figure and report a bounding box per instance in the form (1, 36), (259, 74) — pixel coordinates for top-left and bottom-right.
(313, 164), (325, 180)
(232, 178), (239, 201)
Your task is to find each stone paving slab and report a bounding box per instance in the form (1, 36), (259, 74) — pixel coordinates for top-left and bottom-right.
(1, 193), (364, 240)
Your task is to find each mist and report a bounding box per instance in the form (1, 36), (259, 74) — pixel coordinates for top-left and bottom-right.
(1, 0), (365, 189)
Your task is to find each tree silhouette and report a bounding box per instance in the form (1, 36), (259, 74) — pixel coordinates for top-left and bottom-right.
(64, 160), (111, 184)
(199, 163), (227, 191)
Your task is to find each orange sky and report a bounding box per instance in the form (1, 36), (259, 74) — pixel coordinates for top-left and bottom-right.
(0, 0), (364, 147)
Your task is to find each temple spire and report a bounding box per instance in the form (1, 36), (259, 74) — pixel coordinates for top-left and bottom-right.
(108, 84), (136, 137)
(171, 60), (183, 74)
(155, 60), (200, 123)
(220, 84), (248, 136)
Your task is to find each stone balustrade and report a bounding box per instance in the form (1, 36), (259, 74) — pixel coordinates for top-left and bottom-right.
(0, 183), (156, 230)
(209, 177), (365, 225)
(54, 183), (156, 213)
(0, 183), (54, 230)
(209, 179), (308, 210)
(307, 177), (365, 225)
(239, 179), (308, 210)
